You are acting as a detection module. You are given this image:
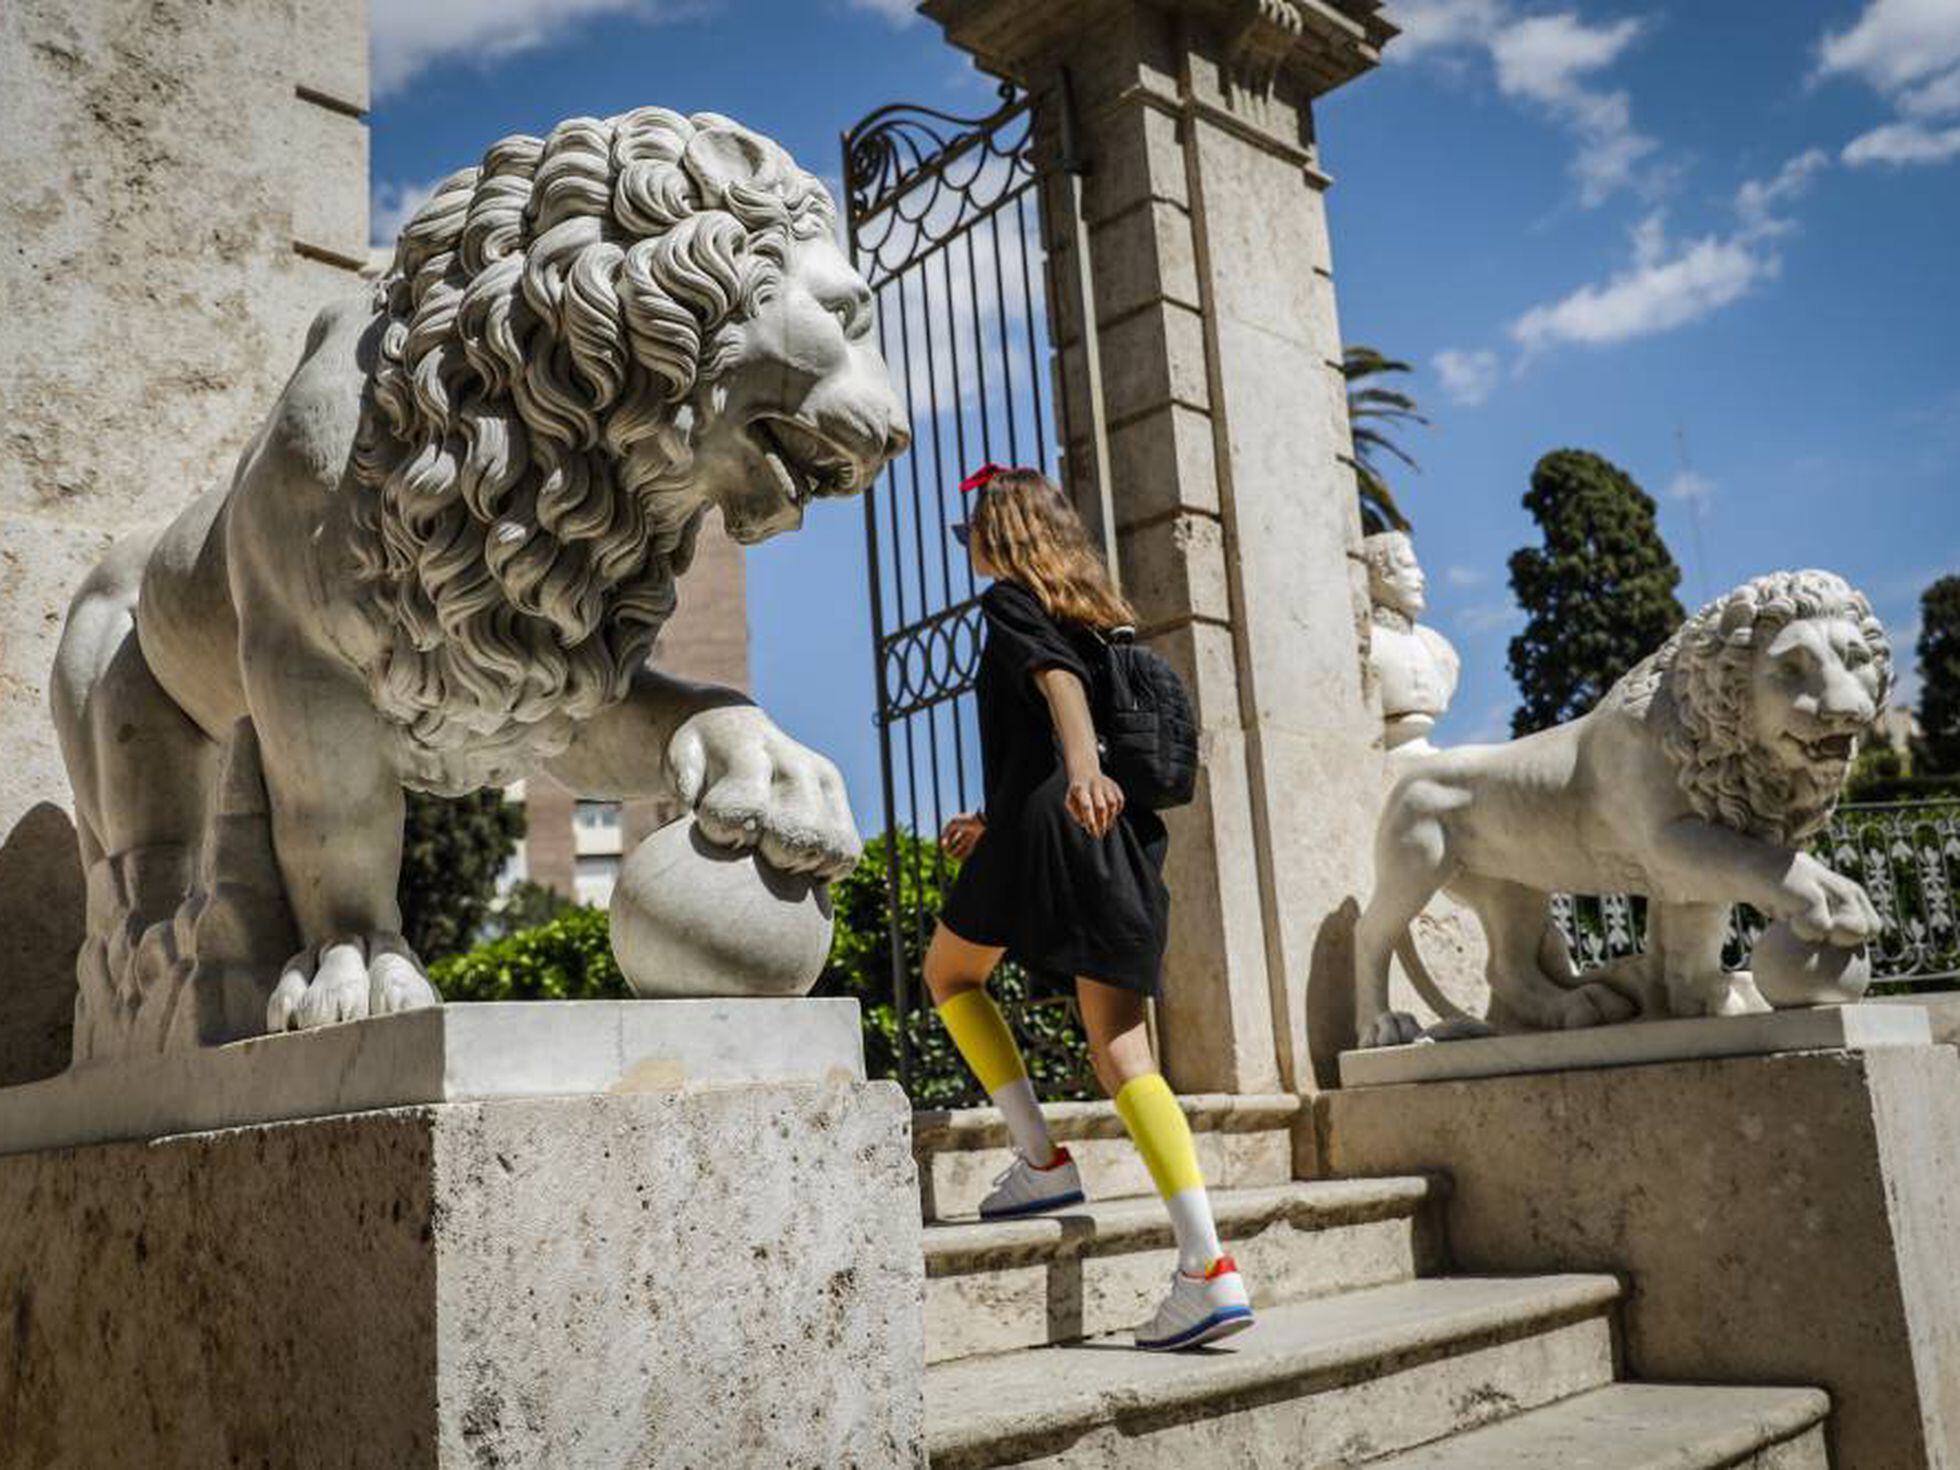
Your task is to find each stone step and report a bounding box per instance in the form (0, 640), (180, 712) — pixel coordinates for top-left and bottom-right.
(912, 1093), (1301, 1221)
(924, 1272), (1622, 1469)
(924, 1177), (1445, 1365)
(1366, 1382), (1831, 1468)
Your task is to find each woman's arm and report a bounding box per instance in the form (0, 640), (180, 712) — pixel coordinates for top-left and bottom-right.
(1033, 667), (1126, 837)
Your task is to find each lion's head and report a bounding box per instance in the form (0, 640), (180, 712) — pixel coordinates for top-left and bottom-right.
(347, 108), (908, 774)
(1619, 570), (1893, 846)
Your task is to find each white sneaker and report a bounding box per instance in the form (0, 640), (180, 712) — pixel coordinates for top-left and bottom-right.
(978, 1147), (1085, 1220)
(1135, 1257), (1255, 1351)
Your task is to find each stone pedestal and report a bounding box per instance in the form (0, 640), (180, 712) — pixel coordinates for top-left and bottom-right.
(0, 1001), (925, 1468)
(924, 0), (1398, 1095)
(1321, 1022), (1960, 1469)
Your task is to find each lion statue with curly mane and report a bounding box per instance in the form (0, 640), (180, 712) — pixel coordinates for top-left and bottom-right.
(50, 108), (908, 1061)
(1356, 569), (1893, 1047)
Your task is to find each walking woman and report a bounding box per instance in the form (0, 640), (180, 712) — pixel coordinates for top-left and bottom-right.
(925, 464), (1253, 1351)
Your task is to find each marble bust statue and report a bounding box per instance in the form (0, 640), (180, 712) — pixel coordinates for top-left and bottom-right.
(1364, 531), (1460, 753)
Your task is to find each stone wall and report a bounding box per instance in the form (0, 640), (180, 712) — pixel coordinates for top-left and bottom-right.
(1320, 1045), (1960, 1469)
(0, 1083), (925, 1468)
(0, 0), (370, 1079)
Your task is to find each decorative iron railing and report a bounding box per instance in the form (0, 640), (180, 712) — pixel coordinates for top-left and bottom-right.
(1553, 800), (1960, 988)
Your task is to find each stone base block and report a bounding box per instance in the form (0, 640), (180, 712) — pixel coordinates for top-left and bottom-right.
(0, 1080), (924, 1469)
(1321, 1043), (1960, 1469)
(0, 998), (865, 1157)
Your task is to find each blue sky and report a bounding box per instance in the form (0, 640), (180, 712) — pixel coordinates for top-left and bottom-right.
(369, 0), (1959, 820)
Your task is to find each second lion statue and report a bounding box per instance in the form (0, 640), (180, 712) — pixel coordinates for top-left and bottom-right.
(51, 109), (909, 1061)
(1357, 570), (1893, 1047)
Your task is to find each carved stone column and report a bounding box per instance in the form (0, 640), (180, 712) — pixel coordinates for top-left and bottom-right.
(924, 0), (1397, 1092)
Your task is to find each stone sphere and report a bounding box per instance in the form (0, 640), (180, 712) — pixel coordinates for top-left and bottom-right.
(609, 819), (834, 998)
(1751, 920), (1873, 1008)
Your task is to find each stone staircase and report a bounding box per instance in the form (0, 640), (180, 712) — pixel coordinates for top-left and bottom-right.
(913, 1095), (1831, 1468)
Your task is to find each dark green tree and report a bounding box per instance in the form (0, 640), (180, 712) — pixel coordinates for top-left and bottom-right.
(1508, 449), (1686, 736)
(1916, 575), (1960, 776)
(397, 791), (526, 962)
(1343, 345), (1428, 535)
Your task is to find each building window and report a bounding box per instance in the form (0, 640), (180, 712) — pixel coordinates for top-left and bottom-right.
(574, 853), (619, 908)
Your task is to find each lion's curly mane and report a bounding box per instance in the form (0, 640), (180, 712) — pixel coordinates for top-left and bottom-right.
(347, 108), (834, 789)
(1617, 569), (1894, 846)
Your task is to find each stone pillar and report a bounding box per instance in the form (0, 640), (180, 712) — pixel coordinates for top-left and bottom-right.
(0, 0), (372, 1080)
(924, 0), (1396, 1092)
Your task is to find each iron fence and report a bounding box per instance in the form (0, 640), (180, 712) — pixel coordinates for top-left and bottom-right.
(1553, 800), (1960, 988)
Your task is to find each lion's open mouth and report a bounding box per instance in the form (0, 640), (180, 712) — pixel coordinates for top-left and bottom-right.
(1787, 731), (1857, 764)
(750, 416), (863, 507)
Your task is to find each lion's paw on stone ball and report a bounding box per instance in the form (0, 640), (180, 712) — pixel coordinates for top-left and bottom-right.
(609, 819), (835, 998)
(1750, 920), (1873, 1008)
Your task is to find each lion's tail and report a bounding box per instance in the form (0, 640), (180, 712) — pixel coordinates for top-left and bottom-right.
(1392, 931), (1480, 1028)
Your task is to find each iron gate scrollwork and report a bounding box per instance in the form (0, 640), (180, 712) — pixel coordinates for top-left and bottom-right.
(841, 83), (1097, 1103)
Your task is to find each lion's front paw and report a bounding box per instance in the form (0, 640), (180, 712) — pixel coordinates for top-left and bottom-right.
(266, 934), (439, 1033)
(1361, 1010), (1426, 1048)
(668, 705), (863, 880)
(1554, 981), (1639, 1030)
(1777, 854), (1881, 948)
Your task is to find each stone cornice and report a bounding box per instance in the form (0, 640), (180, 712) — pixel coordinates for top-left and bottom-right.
(921, 0), (1396, 95)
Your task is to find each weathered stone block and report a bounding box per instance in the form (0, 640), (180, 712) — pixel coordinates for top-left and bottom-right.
(1322, 1044), (1960, 1469)
(0, 1082), (925, 1469)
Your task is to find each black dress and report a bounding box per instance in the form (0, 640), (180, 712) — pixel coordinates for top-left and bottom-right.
(939, 581), (1171, 998)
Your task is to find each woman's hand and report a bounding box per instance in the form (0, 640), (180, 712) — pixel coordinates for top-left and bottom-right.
(1065, 771), (1125, 839)
(941, 811), (987, 860)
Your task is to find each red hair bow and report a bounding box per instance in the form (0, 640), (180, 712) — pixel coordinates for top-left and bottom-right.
(959, 463), (1008, 494)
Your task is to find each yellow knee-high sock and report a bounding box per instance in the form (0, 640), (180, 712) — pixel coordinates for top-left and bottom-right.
(938, 988), (1028, 1093)
(1115, 1073), (1223, 1273)
(939, 989), (1057, 1164)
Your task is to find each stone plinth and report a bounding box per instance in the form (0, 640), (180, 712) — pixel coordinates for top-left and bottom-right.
(0, 1005), (924, 1469)
(1338, 1003), (1931, 1088)
(0, 998), (865, 1158)
(1321, 1039), (1960, 1469)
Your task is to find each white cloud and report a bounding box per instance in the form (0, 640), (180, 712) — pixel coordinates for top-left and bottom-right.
(370, 177), (443, 248)
(1388, 0), (1505, 56)
(370, 0), (698, 98)
(1816, 0), (1960, 94)
(1445, 565), (1486, 588)
(1665, 469), (1716, 504)
(847, 0), (919, 22)
(1389, 4), (1655, 205)
(1815, 0), (1960, 170)
(1734, 148), (1830, 233)
(1432, 347), (1501, 406)
(1843, 120), (1960, 167)
(1456, 601), (1526, 635)
(1511, 212), (1771, 354)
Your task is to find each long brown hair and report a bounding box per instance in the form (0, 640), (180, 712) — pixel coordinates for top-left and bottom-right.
(968, 468), (1135, 631)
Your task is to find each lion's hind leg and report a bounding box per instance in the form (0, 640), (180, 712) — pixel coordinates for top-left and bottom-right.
(52, 538), (220, 1058)
(1357, 775), (1463, 1048)
(1470, 877), (1638, 1032)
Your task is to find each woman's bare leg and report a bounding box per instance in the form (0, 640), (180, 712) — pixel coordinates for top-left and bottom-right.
(925, 925), (1059, 1167)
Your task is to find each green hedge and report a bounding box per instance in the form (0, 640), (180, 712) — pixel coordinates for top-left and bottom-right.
(428, 830), (1096, 1106)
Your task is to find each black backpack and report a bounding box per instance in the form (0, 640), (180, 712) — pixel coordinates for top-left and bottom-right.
(1088, 627), (1199, 810)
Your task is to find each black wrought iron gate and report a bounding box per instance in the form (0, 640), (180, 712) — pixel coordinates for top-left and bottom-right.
(841, 83), (1099, 1102)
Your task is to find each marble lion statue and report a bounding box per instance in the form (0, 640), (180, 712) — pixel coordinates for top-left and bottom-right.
(1357, 570), (1892, 1047)
(50, 109), (909, 1060)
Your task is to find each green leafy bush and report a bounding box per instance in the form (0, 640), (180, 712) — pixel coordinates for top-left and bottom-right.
(430, 828), (1096, 1105)
(428, 904), (630, 1002)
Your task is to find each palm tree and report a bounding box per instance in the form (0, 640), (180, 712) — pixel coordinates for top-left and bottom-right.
(1343, 345), (1428, 535)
